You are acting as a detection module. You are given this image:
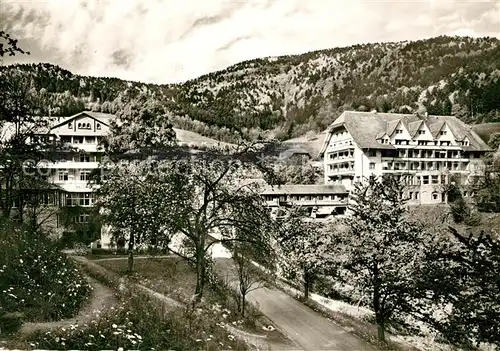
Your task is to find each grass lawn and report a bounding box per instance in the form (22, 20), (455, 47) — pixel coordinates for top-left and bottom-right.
(97, 257), (290, 344)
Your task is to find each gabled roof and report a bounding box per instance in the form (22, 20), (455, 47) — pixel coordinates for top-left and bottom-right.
(386, 120), (400, 136)
(50, 111), (115, 130)
(408, 120), (423, 137)
(320, 111), (492, 155)
(428, 120), (445, 137)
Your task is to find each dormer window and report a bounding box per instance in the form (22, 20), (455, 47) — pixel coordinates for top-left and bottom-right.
(77, 122), (91, 130)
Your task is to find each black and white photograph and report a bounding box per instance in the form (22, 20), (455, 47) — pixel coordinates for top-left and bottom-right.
(1, 0), (499, 350)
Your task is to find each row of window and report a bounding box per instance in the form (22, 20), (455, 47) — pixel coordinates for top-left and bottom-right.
(58, 154), (100, 163)
(60, 136), (104, 144)
(407, 191), (445, 202)
(65, 193), (94, 207)
(263, 194), (347, 202)
(58, 170), (92, 182)
(396, 129), (447, 136)
(68, 122), (101, 130)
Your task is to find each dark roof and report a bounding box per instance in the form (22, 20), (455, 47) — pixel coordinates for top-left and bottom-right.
(321, 111), (492, 154)
(50, 111), (115, 130)
(262, 184), (347, 195)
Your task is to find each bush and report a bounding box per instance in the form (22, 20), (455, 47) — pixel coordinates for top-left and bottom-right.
(74, 242), (91, 256)
(0, 220), (92, 322)
(28, 291), (248, 351)
(0, 312), (24, 334)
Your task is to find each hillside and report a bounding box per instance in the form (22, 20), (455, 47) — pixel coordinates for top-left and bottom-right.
(1, 35), (500, 143)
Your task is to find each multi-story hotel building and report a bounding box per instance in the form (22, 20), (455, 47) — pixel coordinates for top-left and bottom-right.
(319, 111), (492, 204)
(24, 111), (113, 242)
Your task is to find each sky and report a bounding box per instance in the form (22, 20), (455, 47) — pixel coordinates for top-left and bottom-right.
(1, 0), (499, 84)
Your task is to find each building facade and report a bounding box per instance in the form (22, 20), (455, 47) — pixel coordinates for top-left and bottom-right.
(35, 111), (113, 244)
(320, 111), (492, 205)
(261, 184), (348, 219)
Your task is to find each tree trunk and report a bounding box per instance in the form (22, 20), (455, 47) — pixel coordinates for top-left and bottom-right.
(372, 267), (385, 342)
(127, 233), (134, 273)
(303, 268), (312, 299)
(242, 294), (246, 317)
(377, 320), (385, 342)
(195, 250), (206, 300)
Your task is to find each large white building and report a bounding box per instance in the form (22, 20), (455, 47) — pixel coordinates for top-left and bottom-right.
(319, 111), (492, 204)
(23, 111), (113, 243)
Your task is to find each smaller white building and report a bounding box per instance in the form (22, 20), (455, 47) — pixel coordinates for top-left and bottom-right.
(261, 184), (348, 219)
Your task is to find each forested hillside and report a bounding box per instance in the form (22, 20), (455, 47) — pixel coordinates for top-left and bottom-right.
(1, 35), (500, 142)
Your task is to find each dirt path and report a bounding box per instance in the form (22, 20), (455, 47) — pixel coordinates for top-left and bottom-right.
(19, 277), (116, 336)
(215, 258), (380, 351)
(78, 255), (296, 351)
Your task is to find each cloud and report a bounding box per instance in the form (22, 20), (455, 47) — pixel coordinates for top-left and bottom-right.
(1, 0), (499, 84)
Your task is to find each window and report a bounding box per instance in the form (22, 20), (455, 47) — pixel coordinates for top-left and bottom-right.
(80, 171), (91, 181)
(369, 162), (375, 170)
(78, 122), (91, 129)
(58, 170), (68, 181)
(423, 175), (429, 185)
(395, 140), (403, 145)
(418, 130), (425, 135)
(85, 136), (96, 144)
(75, 214), (89, 223)
(409, 192), (413, 199)
(79, 154), (91, 162)
(66, 193), (93, 207)
(418, 140), (427, 146)
(68, 122), (72, 129)
(73, 136), (84, 144)
(39, 193), (54, 206)
(432, 192), (439, 200)
(396, 129), (403, 134)
(368, 150), (377, 157)
(61, 136), (72, 144)
(97, 123), (101, 130)
(431, 175), (439, 184)
(440, 131), (447, 135)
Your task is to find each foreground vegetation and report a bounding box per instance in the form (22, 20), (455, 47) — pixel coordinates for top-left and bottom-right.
(0, 221), (92, 332)
(26, 290), (248, 351)
(98, 257), (281, 339)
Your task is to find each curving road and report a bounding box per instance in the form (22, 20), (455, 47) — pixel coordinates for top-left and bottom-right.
(215, 258), (379, 351)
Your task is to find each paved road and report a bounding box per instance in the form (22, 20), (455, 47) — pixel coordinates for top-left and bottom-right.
(215, 258), (379, 351)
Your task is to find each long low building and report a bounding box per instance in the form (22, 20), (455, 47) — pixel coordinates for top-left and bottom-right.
(261, 184), (349, 219)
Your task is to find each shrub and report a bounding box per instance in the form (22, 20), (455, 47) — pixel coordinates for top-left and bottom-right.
(0, 312), (24, 334)
(0, 220), (92, 322)
(28, 292), (248, 351)
(73, 242), (91, 256)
